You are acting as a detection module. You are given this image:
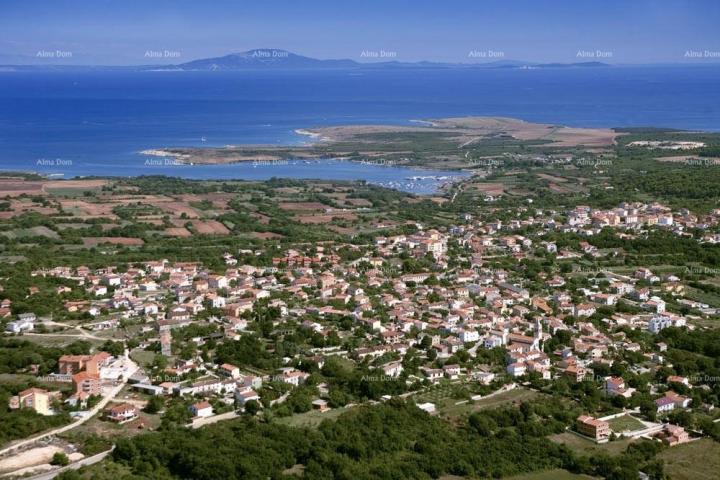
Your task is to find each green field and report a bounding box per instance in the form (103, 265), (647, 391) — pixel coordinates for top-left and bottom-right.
(659, 439), (720, 480)
(549, 432), (636, 456)
(413, 382), (460, 404)
(685, 286), (720, 310)
(506, 469), (597, 480)
(17, 333), (106, 348)
(2, 226), (59, 240)
(607, 414), (646, 433)
(437, 388), (541, 419)
(130, 349), (156, 367)
(274, 406), (352, 428)
(276, 387), (540, 428)
(46, 186), (105, 197)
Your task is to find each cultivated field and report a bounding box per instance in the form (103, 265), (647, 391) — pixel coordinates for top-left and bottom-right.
(82, 237), (145, 247)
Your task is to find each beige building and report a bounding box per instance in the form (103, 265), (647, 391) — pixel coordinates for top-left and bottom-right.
(8, 388), (58, 416)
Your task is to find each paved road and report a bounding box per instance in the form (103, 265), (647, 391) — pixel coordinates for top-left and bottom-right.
(190, 410), (239, 429)
(0, 359), (138, 457)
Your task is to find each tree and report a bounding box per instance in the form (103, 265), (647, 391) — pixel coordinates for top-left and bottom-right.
(144, 396), (164, 414)
(151, 354), (168, 371)
(639, 398), (657, 421)
(56, 471), (81, 480)
(51, 451), (70, 466)
(100, 340), (125, 357)
(244, 399), (260, 416)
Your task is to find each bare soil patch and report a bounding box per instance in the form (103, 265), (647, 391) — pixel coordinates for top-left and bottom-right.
(468, 183), (505, 195)
(82, 237), (144, 246)
(164, 227), (192, 237)
(295, 213), (357, 224)
(191, 220), (230, 235)
(252, 232), (285, 240)
(279, 202), (328, 211)
(0, 179), (44, 197)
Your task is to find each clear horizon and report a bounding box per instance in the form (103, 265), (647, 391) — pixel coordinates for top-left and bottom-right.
(1, 0), (719, 66)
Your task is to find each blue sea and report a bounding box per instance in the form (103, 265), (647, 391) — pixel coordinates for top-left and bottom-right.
(0, 66), (719, 192)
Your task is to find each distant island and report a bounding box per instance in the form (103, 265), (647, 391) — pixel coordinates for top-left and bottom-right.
(0, 49), (612, 71)
(171, 49), (611, 71)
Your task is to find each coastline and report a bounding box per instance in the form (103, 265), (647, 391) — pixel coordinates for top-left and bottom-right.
(134, 115), (619, 170)
(1, 157), (472, 195)
(293, 129), (324, 141)
(139, 149), (191, 159)
(134, 148), (480, 179)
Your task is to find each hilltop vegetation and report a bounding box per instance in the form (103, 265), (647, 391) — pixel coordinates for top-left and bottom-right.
(62, 400), (665, 480)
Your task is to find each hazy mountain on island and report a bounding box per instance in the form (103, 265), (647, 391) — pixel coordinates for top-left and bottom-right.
(0, 49), (612, 71)
(532, 61), (610, 68)
(178, 49), (358, 70)
(166, 48), (607, 70)
(173, 50), (610, 70)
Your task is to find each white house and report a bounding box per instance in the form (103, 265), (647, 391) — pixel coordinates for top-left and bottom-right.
(420, 367), (444, 383)
(507, 362), (526, 377)
(655, 397), (675, 413)
(5, 313), (35, 333)
(603, 376), (635, 398)
(648, 315), (673, 334)
(484, 335), (504, 349)
(189, 400), (213, 418)
(458, 329), (480, 343)
(443, 364), (461, 379)
(472, 370), (496, 385)
(380, 361), (404, 378)
(280, 369), (310, 387)
(645, 297), (666, 314)
(235, 388), (260, 405)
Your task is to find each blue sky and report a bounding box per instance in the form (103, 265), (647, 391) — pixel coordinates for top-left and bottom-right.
(1, 0), (718, 64)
